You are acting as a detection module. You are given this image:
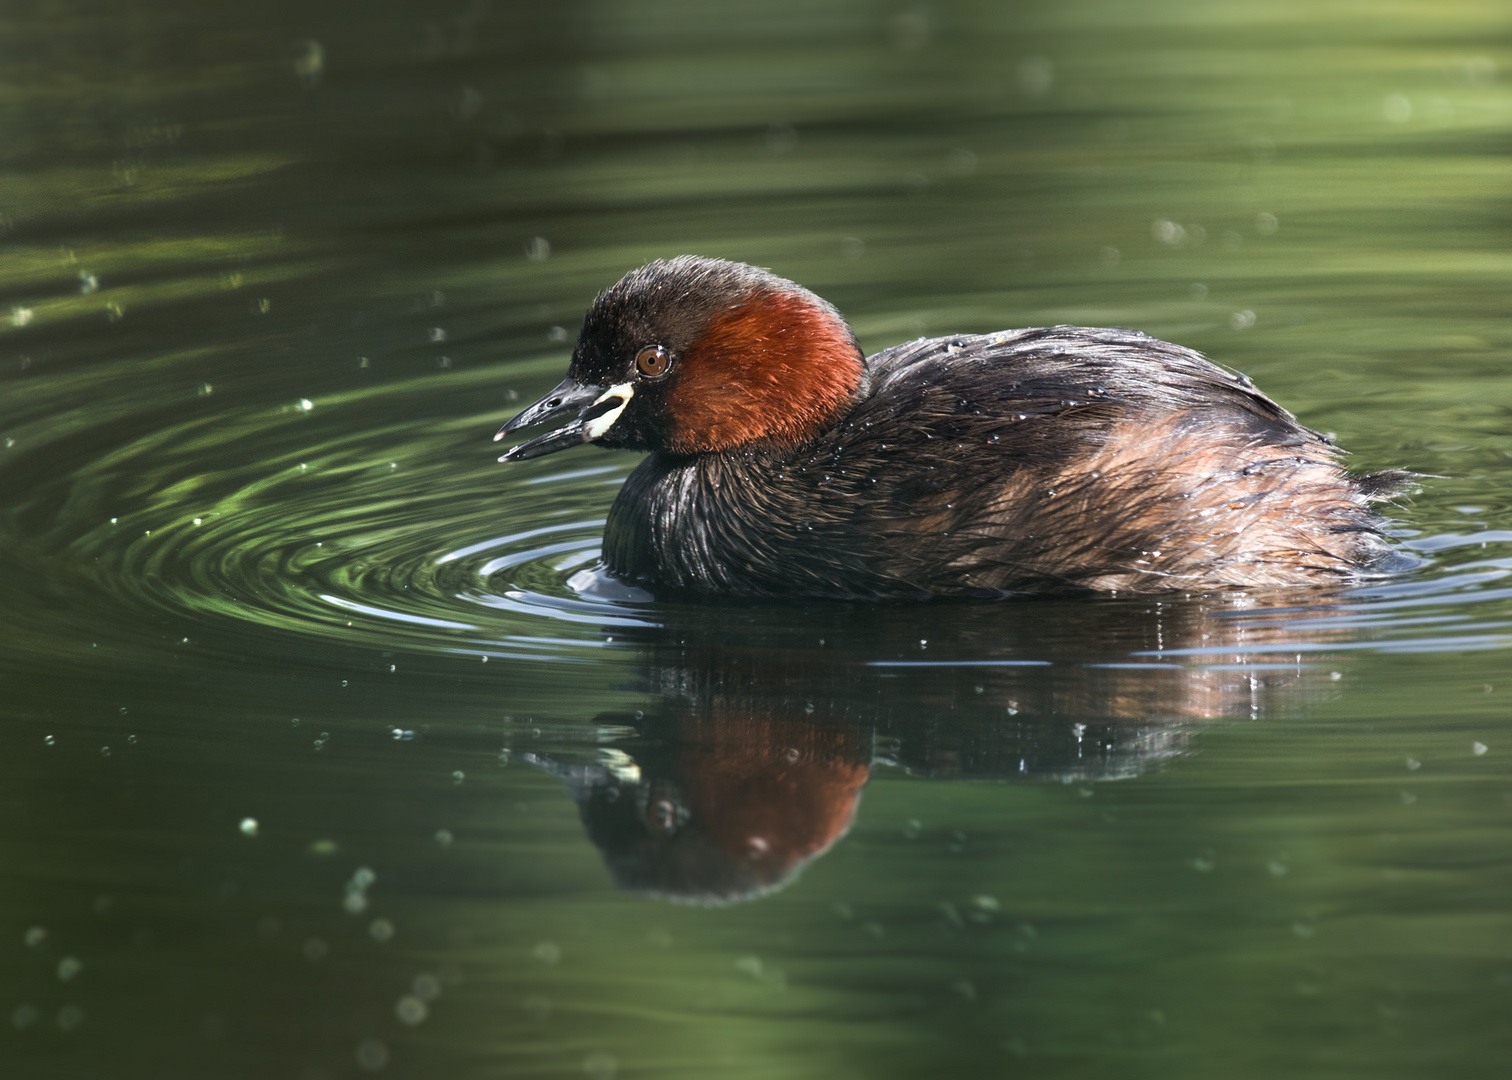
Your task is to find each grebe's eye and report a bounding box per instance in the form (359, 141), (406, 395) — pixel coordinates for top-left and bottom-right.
(635, 345), (671, 378)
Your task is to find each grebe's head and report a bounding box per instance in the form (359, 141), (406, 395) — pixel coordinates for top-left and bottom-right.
(496, 256), (864, 461)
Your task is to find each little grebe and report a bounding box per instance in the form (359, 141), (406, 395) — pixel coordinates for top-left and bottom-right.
(497, 256), (1406, 598)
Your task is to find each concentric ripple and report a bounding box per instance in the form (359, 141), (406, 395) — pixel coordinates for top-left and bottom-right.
(16, 369), (658, 663)
(9, 363), (1512, 671)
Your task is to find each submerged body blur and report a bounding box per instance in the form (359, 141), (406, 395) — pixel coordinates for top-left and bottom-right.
(498, 257), (1405, 599)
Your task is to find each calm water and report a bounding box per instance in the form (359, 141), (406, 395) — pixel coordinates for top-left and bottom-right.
(4, 1), (1512, 1077)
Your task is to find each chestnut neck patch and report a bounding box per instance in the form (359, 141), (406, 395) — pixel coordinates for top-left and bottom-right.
(665, 286), (864, 454)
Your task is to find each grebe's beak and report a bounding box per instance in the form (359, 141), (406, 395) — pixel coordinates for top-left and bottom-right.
(494, 377), (635, 462)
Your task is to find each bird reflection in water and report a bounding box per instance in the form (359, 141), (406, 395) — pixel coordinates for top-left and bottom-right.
(519, 591), (1356, 904)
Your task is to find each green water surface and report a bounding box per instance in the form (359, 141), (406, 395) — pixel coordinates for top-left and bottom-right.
(3, 1), (1512, 1077)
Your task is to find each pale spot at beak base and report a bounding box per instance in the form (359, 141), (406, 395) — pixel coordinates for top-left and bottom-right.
(583, 382), (635, 440)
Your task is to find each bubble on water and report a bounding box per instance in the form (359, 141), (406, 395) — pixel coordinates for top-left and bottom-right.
(309, 839), (338, 855)
(11, 1004), (39, 1030)
(1229, 310), (1256, 330)
(395, 995), (428, 1025)
(44, 735), (54, 745)
(1151, 219), (1185, 246)
(972, 895), (1001, 912)
(1405, 757), (1421, 771)
(435, 829), (453, 846)
(451, 770), (464, 785)
(198, 383), (213, 397)
(1472, 741), (1488, 756)
(56, 1005), (83, 1032)
(902, 819), (922, 839)
(10, 306), (34, 327)
(343, 892), (368, 915)
(1016, 56), (1054, 98)
(1400, 790), (1417, 805)
(548, 325), (568, 343)
(353, 867), (376, 888)
(297, 398), (314, 412)
(412, 972), (442, 1001)
(239, 817), (259, 837)
(583, 1050), (618, 1080)
(524, 236), (552, 262)
(840, 236), (866, 259)
(127, 734), (137, 744)
(1268, 860), (1289, 877)
(369, 918), (395, 943)
(1190, 854), (1215, 872)
(391, 728), (413, 741)
(1189, 282), (1208, 300)
(291, 39), (324, 88)
(532, 941), (561, 966)
(355, 1039), (388, 1071)
(1098, 245), (1120, 267)
(1255, 212), (1279, 235)
(57, 957), (82, 982)
(428, 328), (447, 345)
(99, 746), (111, 756)
(303, 938), (329, 962)
(24, 926), (46, 948)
